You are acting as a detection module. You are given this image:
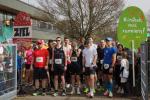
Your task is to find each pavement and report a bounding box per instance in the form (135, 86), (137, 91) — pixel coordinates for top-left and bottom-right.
(14, 84), (139, 100)
(14, 95), (137, 100)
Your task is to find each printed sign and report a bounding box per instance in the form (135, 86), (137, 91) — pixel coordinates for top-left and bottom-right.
(117, 6), (147, 49)
(13, 38), (32, 51)
(13, 12), (32, 38)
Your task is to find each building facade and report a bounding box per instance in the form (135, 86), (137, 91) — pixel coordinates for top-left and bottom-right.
(0, 0), (63, 40)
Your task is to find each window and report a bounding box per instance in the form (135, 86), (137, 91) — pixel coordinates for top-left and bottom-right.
(47, 23), (52, 30)
(39, 21), (47, 29)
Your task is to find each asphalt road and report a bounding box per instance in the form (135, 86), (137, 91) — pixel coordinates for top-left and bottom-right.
(14, 96), (137, 100)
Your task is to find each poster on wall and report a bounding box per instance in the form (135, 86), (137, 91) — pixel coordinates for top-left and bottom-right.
(13, 38), (32, 51)
(13, 12), (32, 38)
(0, 19), (13, 42)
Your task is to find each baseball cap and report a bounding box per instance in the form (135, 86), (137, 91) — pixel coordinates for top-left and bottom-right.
(105, 37), (113, 41)
(36, 40), (44, 45)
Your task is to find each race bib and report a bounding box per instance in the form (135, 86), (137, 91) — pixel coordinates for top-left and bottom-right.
(117, 56), (122, 60)
(104, 64), (109, 70)
(100, 60), (103, 64)
(123, 70), (129, 78)
(55, 59), (62, 64)
(71, 57), (77, 62)
(49, 59), (52, 64)
(36, 57), (43, 63)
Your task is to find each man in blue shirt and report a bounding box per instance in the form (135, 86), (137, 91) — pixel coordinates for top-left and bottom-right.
(103, 37), (117, 98)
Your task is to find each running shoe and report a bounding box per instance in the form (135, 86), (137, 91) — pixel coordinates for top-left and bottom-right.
(120, 89), (124, 94)
(53, 92), (58, 97)
(90, 93), (94, 98)
(70, 88), (75, 95)
(109, 91), (113, 98)
(83, 88), (89, 93)
(117, 87), (121, 94)
(42, 92), (46, 96)
(86, 92), (94, 98)
(32, 91), (41, 96)
(103, 90), (109, 96)
(93, 89), (96, 93)
(62, 92), (66, 96)
(77, 87), (81, 95)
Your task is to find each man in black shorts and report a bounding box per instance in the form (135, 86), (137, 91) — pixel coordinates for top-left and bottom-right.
(70, 41), (81, 95)
(97, 40), (106, 86)
(103, 37), (117, 98)
(32, 40), (49, 96)
(82, 41), (97, 98)
(51, 37), (67, 96)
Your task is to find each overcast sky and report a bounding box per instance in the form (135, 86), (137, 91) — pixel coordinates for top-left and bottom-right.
(22, 0), (150, 13)
(126, 0), (150, 13)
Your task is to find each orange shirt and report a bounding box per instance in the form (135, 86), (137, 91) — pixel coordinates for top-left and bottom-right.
(33, 49), (49, 68)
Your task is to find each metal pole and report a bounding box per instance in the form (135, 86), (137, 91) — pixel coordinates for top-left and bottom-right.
(132, 40), (135, 87)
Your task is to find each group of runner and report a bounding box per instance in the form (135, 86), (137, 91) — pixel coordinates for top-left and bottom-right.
(17, 36), (137, 98)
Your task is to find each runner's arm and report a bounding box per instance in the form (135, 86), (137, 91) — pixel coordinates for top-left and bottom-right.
(30, 53), (34, 70)
(92, 49), (97, 65)
(112, 53), (117, 68)
(77, 49), (81, 57)
(64, 50), (67, 67)
(92, 54), (97, 65)
(45, 51), (49, 70)
(51, 48), (54, 70)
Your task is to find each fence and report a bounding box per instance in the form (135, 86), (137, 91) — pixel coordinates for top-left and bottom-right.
(0, 44), (17, 100)
(141, 41), (150, 100)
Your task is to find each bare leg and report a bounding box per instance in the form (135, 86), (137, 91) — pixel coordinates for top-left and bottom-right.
(61, 75), (66, 91)
(54, 75), (58, 91)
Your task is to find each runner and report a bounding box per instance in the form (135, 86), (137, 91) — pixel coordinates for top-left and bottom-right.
(83, 37), (97, 94)
(32, 40), (49, 96)
(87, 37), (97, 49)
(24, 44), (33, 86)
(78, 37), (85, 90)
(82, 40), (97, 98)
(70, 41), (81, 95)
(47, 40), (54, 91)
(17, 51), (23, 85)
(97, 40), (106, 87)
(51, 37), (67, 96)
(115, 44), (124, 93)
(103, 37), (117, 98)
(119, 51), (129, 96)
(63, 37), (72, 89)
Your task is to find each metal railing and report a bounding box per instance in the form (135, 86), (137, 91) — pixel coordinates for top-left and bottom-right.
(0, 44), (17, 100)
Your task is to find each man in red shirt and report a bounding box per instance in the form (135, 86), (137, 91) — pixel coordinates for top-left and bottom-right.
(32, 40), (49, 96)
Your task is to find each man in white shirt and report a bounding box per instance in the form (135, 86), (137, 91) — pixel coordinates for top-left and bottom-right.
(82, 40), (97, 98)
(87, 37), (97, 49)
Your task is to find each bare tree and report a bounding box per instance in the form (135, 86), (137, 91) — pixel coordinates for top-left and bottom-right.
(38, 0), (124, 38)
